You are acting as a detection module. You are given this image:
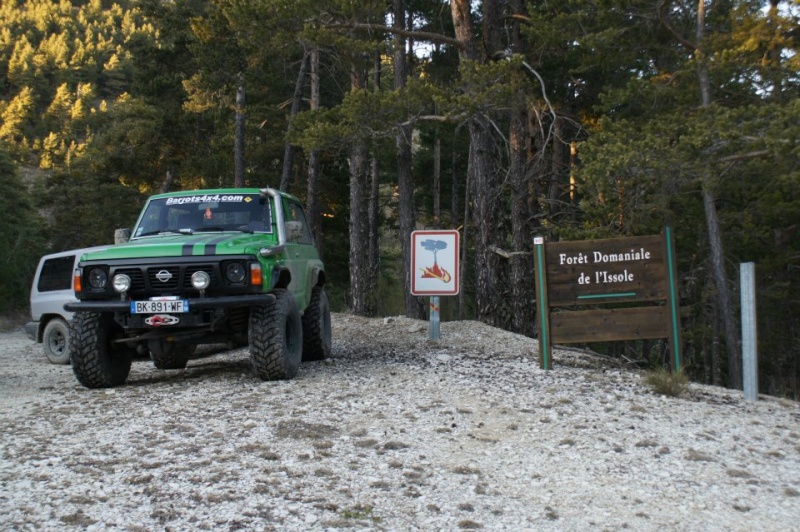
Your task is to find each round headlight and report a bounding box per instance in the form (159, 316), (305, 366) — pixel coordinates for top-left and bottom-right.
(191, 271), (211, 290)
(88, 268), (108, 289)
(112, 274), (131, 293)
(225, 262), (246, 284)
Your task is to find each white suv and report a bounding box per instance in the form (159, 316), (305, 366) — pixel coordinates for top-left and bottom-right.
(25, 246), (109, 364)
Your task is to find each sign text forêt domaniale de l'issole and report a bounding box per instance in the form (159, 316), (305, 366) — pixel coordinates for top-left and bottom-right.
(533, 229), (681, 371)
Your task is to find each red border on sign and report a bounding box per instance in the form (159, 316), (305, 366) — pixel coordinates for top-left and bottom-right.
(411, 230), (460, 295)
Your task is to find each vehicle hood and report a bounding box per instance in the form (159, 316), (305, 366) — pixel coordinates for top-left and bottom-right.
(80, 233), (275, 261)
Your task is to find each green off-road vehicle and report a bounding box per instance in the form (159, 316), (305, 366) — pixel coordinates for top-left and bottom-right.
(65, 188), (331, 388)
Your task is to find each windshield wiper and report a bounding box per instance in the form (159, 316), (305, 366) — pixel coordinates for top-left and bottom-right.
(137, 229), (194, 237)
(195, 226), (254, 234)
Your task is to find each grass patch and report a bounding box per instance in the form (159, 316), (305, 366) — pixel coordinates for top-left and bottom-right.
(644, 368), (688, 397)
(275, 420), (338, 439)
(340, 504), (380, 522)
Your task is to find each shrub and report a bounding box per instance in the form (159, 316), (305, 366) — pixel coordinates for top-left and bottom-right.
(644, 368), (688, 397)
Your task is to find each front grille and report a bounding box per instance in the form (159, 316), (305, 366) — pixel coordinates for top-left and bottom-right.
(81, 257), (258, 300)
(148, 266), (180, 290)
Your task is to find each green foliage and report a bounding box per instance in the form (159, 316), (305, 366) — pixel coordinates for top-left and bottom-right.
(0, 0), (158, 165)
(36, 165), (145, 250)
(0, 144), (47, 312)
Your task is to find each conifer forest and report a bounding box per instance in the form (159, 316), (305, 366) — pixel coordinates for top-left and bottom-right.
(1, 0), (798, 396)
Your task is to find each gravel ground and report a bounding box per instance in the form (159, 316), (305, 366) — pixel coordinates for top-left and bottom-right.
(1, 313), (799, 531)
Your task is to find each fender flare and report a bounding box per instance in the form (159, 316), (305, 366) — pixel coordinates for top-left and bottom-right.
(311, 266), (326, 288)
(270, 266), (292, 289)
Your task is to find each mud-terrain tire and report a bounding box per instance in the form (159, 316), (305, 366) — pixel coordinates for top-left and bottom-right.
(302, 287), (332, 361)
(43, 318), (71, 365)
(249, 289), (302, 380)
(148, 339), (196, 369)
(70, 311), (132, 388)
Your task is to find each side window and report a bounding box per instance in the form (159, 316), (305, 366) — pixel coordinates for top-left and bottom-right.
(37, 256), (75, 292)
(282, 200), (314, 245)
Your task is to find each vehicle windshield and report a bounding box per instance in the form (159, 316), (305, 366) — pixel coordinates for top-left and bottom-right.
(132, 193), (273, 238)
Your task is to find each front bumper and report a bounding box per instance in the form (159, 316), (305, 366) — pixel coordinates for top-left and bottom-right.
(64, 293), (275, 313)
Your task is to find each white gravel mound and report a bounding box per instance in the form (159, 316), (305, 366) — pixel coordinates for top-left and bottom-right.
(1, 313), (799, 531)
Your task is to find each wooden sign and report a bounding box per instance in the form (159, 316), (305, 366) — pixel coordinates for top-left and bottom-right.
(534, 228), (681, 371)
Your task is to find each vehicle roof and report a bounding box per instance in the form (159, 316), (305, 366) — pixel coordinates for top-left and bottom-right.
(146, 188), (301, 202)
(37, 245), (111, 262)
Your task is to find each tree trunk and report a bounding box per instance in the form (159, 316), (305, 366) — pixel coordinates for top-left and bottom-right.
(234, 73), (245, 188)
(348, 65), (373, 315)
(509, 107), (535, 336)
(712, 292), (722, 386)
(306, 49), (323, 257)
(452, 130), (463, 319)
(161, 169), (174, 193)
(695, 0), (742, 388)
(307, 151), (322, 251)
(508, 0), (535, 337)
(349, 138), (371, 315)
(395, 0), (424, 319)
(433, 133), (441, 228)
(450, 0), (506, 327)
(369, 155), (380, 309)
(703, 186), (741, 387)
(368, 51), (382, 313)
(280, 52), (309, 193)
(547, 115), (564, 218)
(458, 141), (473, 321)
(482, 0), (502, 59)
(451, 130), (460, 229)
(527, 107), (545, 220)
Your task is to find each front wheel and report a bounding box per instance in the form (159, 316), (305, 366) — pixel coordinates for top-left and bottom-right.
(43, 318), (70, 365)
(249, 289), (303, 381)
(70, 312), (132, 388)
(302, 287), (332, 362)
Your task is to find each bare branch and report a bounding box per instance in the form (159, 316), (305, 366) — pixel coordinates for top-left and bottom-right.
(657, 0), (699, 53)
(399, 113), (468, 127)
(490, 245), (532, 259)
(718, 150), (771, 163)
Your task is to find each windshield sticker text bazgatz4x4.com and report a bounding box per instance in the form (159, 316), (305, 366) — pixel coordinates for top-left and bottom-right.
(165, 194), (248, 205)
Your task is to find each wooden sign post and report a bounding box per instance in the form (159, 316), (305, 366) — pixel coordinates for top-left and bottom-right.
(534, 228), (681, 371)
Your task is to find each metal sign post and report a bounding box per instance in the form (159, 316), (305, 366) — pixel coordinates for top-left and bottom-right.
(740, 262), (758, 401)
(411, 230), (460, 341)
(429, 296), (441, 340)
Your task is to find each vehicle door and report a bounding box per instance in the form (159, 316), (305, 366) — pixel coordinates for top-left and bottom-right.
(281, 198), (319, 310)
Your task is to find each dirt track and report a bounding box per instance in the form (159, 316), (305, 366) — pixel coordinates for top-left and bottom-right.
(2, 314), (800, 531)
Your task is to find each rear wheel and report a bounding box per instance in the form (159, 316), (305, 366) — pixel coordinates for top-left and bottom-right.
(148, 339), (196, 369)
(71, 312), (132, 388)
(43, 318), (70, 365)
(302, 287), (332, 361)
(249, 289), (302, 380)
